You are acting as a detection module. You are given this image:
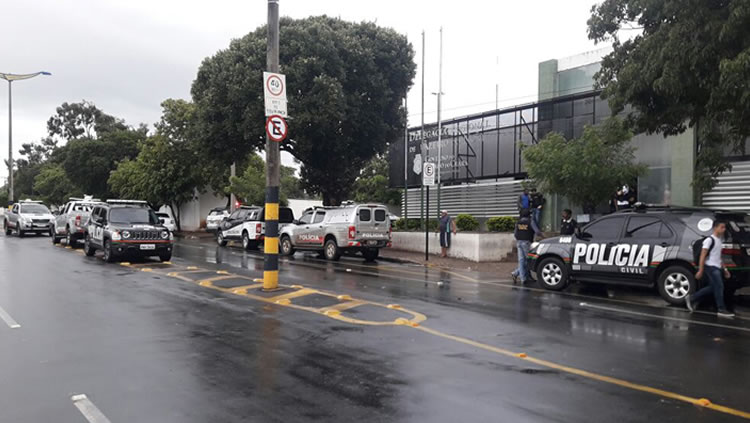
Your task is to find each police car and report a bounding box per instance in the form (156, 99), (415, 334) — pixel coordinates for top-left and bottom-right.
(83, 200), (173, 263)
(216, 205), (295, 250)
(3, 199), (55, 237)
(528, 205), (750, 304)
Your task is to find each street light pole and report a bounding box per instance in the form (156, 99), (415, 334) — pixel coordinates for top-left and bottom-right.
(0, 71), (51, 203)
(436, 27), (443, 219)
(263, 0), (281, 291)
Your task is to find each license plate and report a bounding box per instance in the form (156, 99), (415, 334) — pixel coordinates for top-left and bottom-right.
(367, 240), (378, 246)
(140, 244), (156, 250)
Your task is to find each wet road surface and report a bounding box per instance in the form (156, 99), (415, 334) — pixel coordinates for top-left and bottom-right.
(2, 233), (750, 422)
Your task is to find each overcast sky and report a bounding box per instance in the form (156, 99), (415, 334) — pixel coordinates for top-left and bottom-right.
(0, 0), (606, 178)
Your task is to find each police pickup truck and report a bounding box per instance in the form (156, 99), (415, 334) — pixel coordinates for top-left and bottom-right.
(51, 196), (102, 246)
(528, 205), (750, 304)
(279, 203), (392, 261)
(216, 205), (295, 250)
(3, 199), (55, 237)
(83, 200), (173, 263)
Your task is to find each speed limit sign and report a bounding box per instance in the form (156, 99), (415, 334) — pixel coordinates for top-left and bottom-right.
(423, 162), (436, 186)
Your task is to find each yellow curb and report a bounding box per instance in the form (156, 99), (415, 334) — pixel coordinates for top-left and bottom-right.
(387, 304), (401, 309)
(394, 318), (411, 325)
(198, 280), (212, 287)
(275, 298), (291, 305)
(186, 266), (199, 270)
(216, 270), (230, 275)
(324, 309), (341, 317)
(337, 294), (352, 301)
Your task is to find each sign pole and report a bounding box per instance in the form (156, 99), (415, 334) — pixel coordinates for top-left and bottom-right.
(263, 0), (281, 291)
(420, 30), (426, 234)
(425, 185), (429, 261)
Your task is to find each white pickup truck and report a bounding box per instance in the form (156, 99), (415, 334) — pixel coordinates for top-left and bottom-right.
(51, 197), (102, 246)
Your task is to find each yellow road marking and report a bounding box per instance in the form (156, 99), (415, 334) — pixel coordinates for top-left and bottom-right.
(414, 325), (750, 420)
(265, 288), (318, 303)
(320, 300), (366, 313)
(230, 284), (264, 294)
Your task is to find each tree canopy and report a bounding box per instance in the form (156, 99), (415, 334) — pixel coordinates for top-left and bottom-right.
(352, 155), (401, 206)
(523, 118), (647, 211)
(192, 15), (415, 205)
(588, 0), (750, 190)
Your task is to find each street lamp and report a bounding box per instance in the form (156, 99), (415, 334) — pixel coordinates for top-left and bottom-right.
(0, 71), (52, 203)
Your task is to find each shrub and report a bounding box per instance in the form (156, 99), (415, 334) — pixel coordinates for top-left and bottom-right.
(393, 218), (439, 231)
(455, 214), (479, 231)
(487, 216), (517, 232)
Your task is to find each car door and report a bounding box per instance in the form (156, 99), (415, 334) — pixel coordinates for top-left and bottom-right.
(621, 215), (674, 282)
(90, 207), (106, 247)
(57, 202), (71, 232)
(308, 210), (327, 247)
(8, 204), (19, 228)
(293, 210), (314, 246)
(571, 215), (628, 282)
(221, 210), (241, 234)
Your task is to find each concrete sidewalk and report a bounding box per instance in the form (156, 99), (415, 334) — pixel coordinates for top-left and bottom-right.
(380, 248), (518, 275)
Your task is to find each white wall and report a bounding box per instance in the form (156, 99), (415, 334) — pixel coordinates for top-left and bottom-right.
(390, 231), (515, 262)
(287, 199), (322, 219)
(178, 190), (227, 231)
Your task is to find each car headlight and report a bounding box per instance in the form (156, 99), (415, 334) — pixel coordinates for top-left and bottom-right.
(531, 242), (539, 250)
(111, 231), (122, 241)
(122, 230), (131, 239)
(161, 230), (169, 239)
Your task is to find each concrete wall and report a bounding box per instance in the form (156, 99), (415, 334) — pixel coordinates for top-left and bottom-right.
(390, 231), (515, 262)
(179, 190), (226, 231)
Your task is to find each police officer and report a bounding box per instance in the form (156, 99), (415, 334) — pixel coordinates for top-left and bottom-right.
(530, 188), (545, 228)
(511, 209), (540, 285)
(560, 209), (577, 236)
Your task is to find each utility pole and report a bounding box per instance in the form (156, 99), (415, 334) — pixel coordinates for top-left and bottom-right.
(403, 96), (408, 220)
(263, 0), (281, 291)
(7, 80), (12, 203)
(421, 30), (428, 260)
(436, 27), (443, 220)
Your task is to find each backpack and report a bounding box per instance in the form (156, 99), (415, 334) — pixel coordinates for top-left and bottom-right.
(692, 236), (715, 266)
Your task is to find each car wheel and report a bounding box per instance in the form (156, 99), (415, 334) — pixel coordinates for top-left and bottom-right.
(362, 248), (379, 262)
(280, 236), (295, 256)
(51, 230), (60, 244)
(242, 231), (257, 251)
(537, 257), (569, 291)
(83, 235), (96, 256)
(217, 232), (227, 247)
(324, 239), (341, 261)
(102, 239), (117, 263)
(66, 229), (75, 247)
(159, 253), (172, 262)
(17, 230), (25, 238)
(4, 221), (10, 236)
(657, 265), (695, 305)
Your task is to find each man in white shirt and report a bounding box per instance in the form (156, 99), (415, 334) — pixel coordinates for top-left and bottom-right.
(685, 220), (734, 317)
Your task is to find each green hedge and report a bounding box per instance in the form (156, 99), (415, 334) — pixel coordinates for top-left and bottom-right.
(393, 218), (438, 231)
(487, 216), (517, 232)
(455, 214), (479, 231)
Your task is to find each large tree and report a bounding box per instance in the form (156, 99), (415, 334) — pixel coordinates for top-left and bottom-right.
(523, 118), (647, 212)
(352, 155), (401, 206)
(192, 16), (415, 205)
(588, 0), (750, 191)
(47, 100), (128, 140)
(33, 164), (81, 206)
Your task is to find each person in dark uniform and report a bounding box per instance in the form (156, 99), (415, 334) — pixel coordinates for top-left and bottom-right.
(530, 188), (545, 228)
(560, 209), (577, 236)
(439, 210), (457, 258)
(511, 209), (540, 285)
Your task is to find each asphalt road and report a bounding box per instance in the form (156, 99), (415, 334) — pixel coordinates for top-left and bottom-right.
(2, 233), (750, 422)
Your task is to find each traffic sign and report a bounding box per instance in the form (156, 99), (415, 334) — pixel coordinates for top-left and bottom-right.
(423, 162), (436, 186)
(263, 72), (288, 117)
(265, 115), (288, 142)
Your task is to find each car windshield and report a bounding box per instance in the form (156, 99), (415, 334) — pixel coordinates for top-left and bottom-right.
(156, 213), (170, 219)
(209, 210), (226, 216)
(109, 207), (160, 224)
(20, 204), (50, 214)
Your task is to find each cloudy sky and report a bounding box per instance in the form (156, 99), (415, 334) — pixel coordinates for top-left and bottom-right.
(0, 0), (607, 178)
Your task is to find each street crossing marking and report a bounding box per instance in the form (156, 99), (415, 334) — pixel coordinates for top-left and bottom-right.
(71, 394), (112, 423)
(0, 304), (20, 329)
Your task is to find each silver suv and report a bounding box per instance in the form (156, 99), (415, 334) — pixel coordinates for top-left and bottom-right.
(279, 203), (391, 261)
(51, 196), (102, 246)
(3, 200), (55, 237)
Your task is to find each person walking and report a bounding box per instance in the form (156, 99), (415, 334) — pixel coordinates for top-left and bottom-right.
(531, 188), (545, 228)
(560, 209), (577, 236)
(517, 188), (531, 213)
(685, 221), (735, 318)
(439, 210), (457, 258)
(511, 209), (540, 285)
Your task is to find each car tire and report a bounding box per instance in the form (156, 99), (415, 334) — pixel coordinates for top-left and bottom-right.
(537, 256), (569, 291)
(217, 232), (227, 247)
(242, 231), (257, 251)
(324, 239), (341, 261)
(362, 248), (379, 262)
(280, 236), (295, 256)
(4, 221), (10, 236)
(102, 239), (117, 263)
(66, 230), (75, 248)
(159, 253), (172, 262)
(83, 235), (96, 257)
(17, 230), (25, 238)
(51, 230), (60, 244)
(657, 265), (695, 305)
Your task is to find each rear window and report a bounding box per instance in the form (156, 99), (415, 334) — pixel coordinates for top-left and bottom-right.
(726, 215), (750, 243)
(374, 209), (386, 222)
(156, 213), (170, 218)
(260, 208), (294, 223)
(358, 209), (371, 222)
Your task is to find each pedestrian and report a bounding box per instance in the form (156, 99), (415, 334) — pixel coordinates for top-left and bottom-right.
(517, 188), (531, 213)
(511, 208), (540, 285)
(560, 208), (577, 236)
(685, 221), (735, 318)
(530, 188), (545, 229)
(439, 210), (457, 258)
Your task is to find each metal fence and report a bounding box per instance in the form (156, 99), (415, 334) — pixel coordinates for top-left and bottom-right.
(400, 178), (523, 219)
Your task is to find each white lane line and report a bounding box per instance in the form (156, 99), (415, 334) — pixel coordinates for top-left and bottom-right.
(71, 394), (112, 423)
(0, 304), (20, 329)
(579, 302), (750, 333)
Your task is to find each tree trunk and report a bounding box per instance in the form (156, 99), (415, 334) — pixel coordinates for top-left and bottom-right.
(169, 203), (181, 232)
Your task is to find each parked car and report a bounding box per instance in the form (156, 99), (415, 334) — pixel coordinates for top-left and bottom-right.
(216, 205), (295, 250)
(279, 203), (392, 261)
(51, 196), (102, 246)
(3, 199), (55, 237)
(528, 205), (750, 304)
(205, 208), (229, 232)
(83, 200), (173, 263)
(156, 212), (176, 232)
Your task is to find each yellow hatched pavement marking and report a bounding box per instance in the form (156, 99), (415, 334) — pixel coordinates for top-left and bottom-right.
(319, 300), (366, 313)
(265, 288), (318, 303)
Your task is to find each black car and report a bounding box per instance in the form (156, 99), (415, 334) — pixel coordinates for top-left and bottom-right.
(528, 205), (750, 304)
(83, 200), (174, 263)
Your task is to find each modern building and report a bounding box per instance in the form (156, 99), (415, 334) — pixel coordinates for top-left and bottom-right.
(389, 49), (750, 231)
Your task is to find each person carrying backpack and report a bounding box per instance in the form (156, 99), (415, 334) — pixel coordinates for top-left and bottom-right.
(511, 209), (540, 285)
(685, 220), (734, 318)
